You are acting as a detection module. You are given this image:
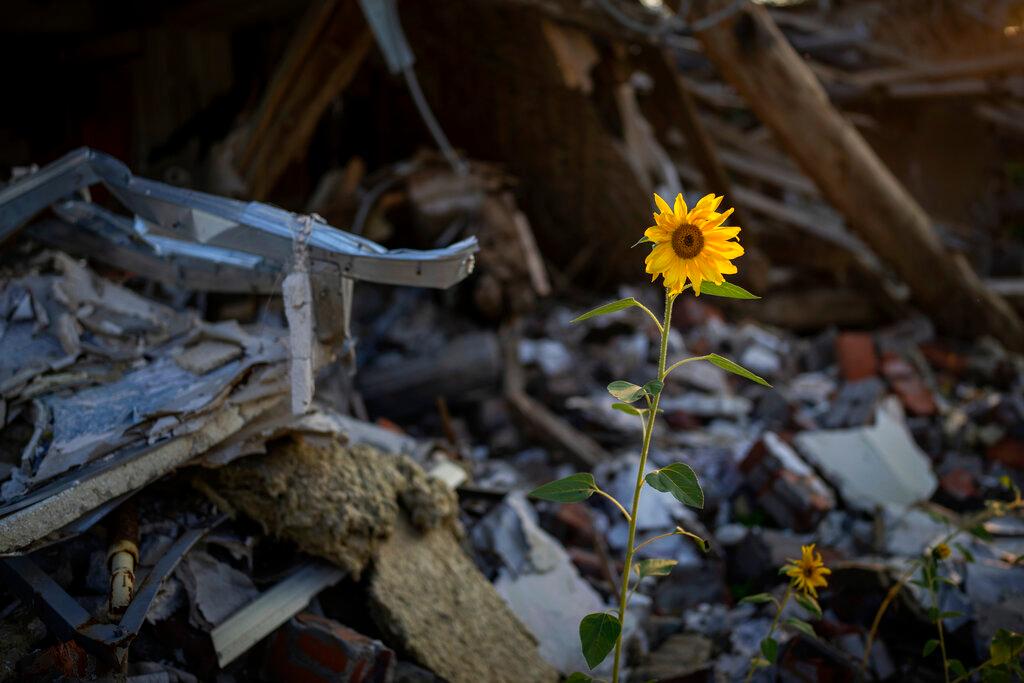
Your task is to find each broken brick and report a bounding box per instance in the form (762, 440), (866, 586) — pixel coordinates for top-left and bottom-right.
(880, 352), (937, 416)
(939, 468), (978, 502)
(267, 613), (395, 683)
(835, 332), (878, 381)
(988, 437), (1024, 470)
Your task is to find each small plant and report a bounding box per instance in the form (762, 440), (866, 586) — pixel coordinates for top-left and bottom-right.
(530, 193), (767, 682)
(740, 544), (830, 681)
(862, 477), (1024, 678)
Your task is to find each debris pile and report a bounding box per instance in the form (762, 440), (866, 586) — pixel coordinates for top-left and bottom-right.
(2, 0), (1024, 680)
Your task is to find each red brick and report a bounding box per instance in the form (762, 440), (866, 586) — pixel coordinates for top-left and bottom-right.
(835, 333), (878, 381)
(267, 613), (395, 683)
(881, 353), (937, 416)
(988, 437), (1024, 470)
(939, 468), (978, 501)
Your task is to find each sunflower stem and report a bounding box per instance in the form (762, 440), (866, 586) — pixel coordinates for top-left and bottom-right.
(744, 584), (792, 683)
(663, 354), (710, 378)
(611, 291), (674, 683)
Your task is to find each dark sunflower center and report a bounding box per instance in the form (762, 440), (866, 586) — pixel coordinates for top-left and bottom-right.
(671, 224), (704, 259)
(803, 567), (814, 578)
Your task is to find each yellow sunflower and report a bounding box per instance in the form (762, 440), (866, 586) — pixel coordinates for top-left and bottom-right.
(784, 544), (831, 598)
(644, 192), (743, 295)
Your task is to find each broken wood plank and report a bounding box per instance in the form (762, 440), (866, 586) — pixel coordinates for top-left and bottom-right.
(231, 0), (372, 199)
(853, 51), (1024, 89)
(500, 325), (610, 469)
(691, 0), (1024, 350)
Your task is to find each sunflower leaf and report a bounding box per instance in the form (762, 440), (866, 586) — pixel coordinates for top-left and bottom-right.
(923, 639), (939, 657)
(529, 473), (597, 503)
(794, 593), (822, 619)
(579, 613), (621, 669)
(571, 298), (643, 324)
(631, 236), (654, 248)
(607, 380), (646, 403)
(565, 674), (593, 683)
(645, 463), (704, 509)
(698, 280), (760, 299)
(760, 637), (778, 663)
(634, 558), (677, 579)
(611, 402), (643, 416)
(739, 593), (776, 606)
(704, 353), (771, 387)
(785, 617), (817, 639)
(642, 380), (664, 398)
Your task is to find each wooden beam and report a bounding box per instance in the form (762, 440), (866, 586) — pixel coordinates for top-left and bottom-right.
(691, 1), (1024, 350)
(232, 0), (372, 200)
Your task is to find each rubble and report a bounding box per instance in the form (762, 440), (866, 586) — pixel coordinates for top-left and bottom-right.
(367, 516), (558, 683)
(205, 436), (457, 579)
(1, 1), (1024, 680)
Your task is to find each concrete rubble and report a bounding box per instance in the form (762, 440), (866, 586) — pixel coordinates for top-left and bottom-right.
(2, 1), (1024, 678)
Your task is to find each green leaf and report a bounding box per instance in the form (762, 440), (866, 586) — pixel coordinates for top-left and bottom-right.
(529, 473), (597, 503)
(634, 558), (678, 579)
(927, 607), (940, 622)
(739, 593), (776, 605)
(565, 674), (593, 683)
(611, 402), (642, 416)
(642, 380), (664, 398)
(645, 463), (704, 509)
(970, 525), (994, 542)
(785, 617), (817, 639)
(794, 592), (822, 619)
(705, 353), (771, 387)
(923, 639), (939, 657)
(954, 543), (975, 563)
(698, 280), (760, 299)
(631, 236), (654, 248)
(939, 611), (964, 620)
(761, 637), (778, 663)
(949, 659), (966, 677)
(750, 657), (771, 669)
(572, 298), (644, 324)
(579, 613), (621, 670)
(607, 380), (646, 403)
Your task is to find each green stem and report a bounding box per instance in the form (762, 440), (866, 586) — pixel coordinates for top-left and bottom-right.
(744, 585), (792, 683)
(664, 354), (709, 377)
(595, 488), (632, 524)
(929, 563), (950, 683)
(611, 291), (674, 683)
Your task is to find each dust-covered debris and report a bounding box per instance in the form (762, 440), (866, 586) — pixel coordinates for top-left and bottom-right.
(368, 516), (559, 683)
(204, 437), (458, 578)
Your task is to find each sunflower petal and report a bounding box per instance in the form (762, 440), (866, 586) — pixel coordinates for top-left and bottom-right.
(700, 207), (735, 231)
(654, 193), (672, 216)
(673, 193), (687, 219)
(645, 225), (673, 242)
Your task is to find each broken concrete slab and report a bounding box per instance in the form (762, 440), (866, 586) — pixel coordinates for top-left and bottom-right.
(204, 436), (458, 578)
(794, 406), (938, 511)
(368, 515), (558, 683)
(473, 492), (608, 675)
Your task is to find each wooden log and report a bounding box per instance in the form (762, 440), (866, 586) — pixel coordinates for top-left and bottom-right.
(357, 332), (503, 419)
(691, 1), (1024, 350)
(400, 0), (653, 281)
(231, 0), (372, 200)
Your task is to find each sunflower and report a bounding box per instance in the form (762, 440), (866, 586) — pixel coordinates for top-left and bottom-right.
(644, 192), (743, 295)
(784, 544), (831, 598)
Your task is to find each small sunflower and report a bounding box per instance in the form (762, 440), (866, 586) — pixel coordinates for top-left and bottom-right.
(784, 544), (831, 598)
(644, 192), (744, 295)
(933, 543), (951, 561)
